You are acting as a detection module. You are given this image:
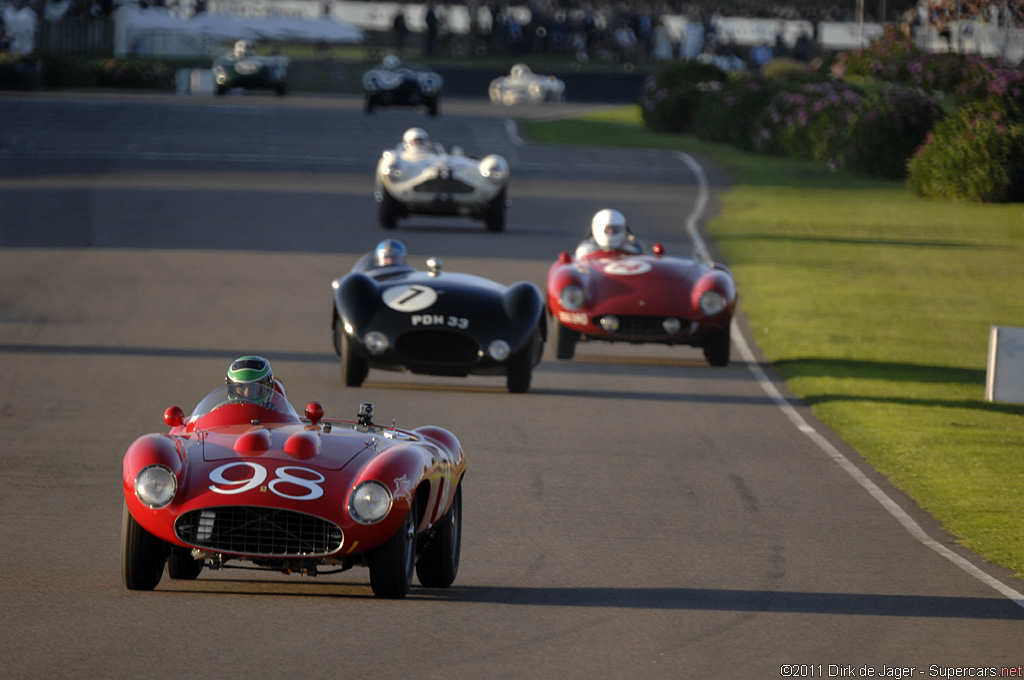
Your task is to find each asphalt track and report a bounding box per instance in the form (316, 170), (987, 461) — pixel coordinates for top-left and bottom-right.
(1, 92), (1021, 679)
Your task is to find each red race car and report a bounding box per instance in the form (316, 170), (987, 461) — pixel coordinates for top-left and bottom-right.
(546, 209), (737, 365)
(121, 356), (465, 599)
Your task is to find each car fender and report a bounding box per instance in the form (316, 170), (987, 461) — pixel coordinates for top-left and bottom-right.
(503, 281), (544, 339)
(122, 433), (186, 537)
(333, 272), (380, 335)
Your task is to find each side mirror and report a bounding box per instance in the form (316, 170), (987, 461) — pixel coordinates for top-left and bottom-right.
(558, 251), (572, 264)
(652, 243), (665, 257)
(164, 406), (184, 427)
(304, 401), (324, 426)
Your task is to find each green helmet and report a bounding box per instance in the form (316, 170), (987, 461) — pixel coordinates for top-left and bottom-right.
(226, 356), (275, 405)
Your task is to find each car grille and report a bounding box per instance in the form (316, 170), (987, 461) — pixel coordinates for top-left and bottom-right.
(174, 507), (343, 557)
(609, 315), (691, 338)
(414, 178), (475, 194)
(396, 330), (478, 365)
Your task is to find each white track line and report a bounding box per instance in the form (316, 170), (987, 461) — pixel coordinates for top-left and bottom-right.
(674, 150), (1024, 609)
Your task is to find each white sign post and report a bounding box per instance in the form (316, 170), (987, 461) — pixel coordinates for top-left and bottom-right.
(985, 325), (1024, 404)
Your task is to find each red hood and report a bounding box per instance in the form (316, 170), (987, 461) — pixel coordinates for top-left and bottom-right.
(576, 253), (710, 317)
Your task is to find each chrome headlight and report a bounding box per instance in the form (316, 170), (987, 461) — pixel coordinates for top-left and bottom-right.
(699, 290), (727, 316)
(480, 154), (508, 182)
(349, 481), (393, 525)
(364, 331), (389, 356)
(135, 465), (176, 509)
(560, 285), (585, 311)
(488, 339), (511, 361)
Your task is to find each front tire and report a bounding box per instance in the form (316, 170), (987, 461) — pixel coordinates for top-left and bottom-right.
(416, 485), (462, 588)
(378, 190), (399, 230)
(703, 323), (731, 367)
(506, 330), (540, 393)
(167, 546), (203, 580)
(368, 495), (418, 599)
(426, 96), (439, 116)
(551, 318), (578, 360)
(121, 504), (167, 591)
(337, 321), (368, 387)
(485, 189), (506, 232)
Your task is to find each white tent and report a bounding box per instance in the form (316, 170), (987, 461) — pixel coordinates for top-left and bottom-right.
(116, 5), (363, 57)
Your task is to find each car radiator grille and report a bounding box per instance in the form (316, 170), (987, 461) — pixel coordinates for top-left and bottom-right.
(174, 507), (343, 557)
(414, 178), (475, 194)
(611, 315), (691, 338)
(396, 330), (479, 364)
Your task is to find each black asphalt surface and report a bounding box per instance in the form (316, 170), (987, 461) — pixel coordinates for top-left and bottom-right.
(1, 92), (1021, 679)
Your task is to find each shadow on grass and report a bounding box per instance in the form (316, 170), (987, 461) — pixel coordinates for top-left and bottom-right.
(774, 357), (1024, 415)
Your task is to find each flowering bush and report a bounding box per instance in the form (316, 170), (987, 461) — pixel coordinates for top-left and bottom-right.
(639, 61), (727, 134)
(692, 75), (784, 150)
(846, 86), (945, 178)
(760, 81), (864, 164)
(97, 59), (175, 90)
(907, 100), (1024, 202)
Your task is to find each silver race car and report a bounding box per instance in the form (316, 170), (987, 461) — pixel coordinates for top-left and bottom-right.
(489, 64), (565, 105)
(375, 128), (510, 232)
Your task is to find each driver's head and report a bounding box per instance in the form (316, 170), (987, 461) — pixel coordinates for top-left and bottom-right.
(592, 209), (628, 249)
(233, 40), (249, 59)
(374, 238), (407, 267)
(402, 127), (430, 150)
(225, 355), (274, 406)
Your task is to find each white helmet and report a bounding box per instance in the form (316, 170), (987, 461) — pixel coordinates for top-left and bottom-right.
(591, 209), (628, 249)
(402, 127), (430, 150)
(233, 40), (249, 59)
(382, 55), (401, 70)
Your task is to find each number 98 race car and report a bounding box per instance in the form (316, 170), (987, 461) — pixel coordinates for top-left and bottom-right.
(121, 356), (465, 600)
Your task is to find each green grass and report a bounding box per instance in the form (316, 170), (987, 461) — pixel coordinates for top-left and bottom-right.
(522, 107), (1024, 581)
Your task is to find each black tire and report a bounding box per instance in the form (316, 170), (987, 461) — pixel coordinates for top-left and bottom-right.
(276, 81), (288, 96)
(703, 323), (731, 367)
(551, 318), (578, 361)
(426, 97), (439, 116)
(506, 332), (537, 393)
(416, 485), (462, 588)
(338, 322), (368, 387)
(121, 504), (167, 591)
(167, 546), (203, 580)
(368, 495), (418, 599)
(484, 189), (506, 233)
(215, 84), (226, 95)
(378, 190), (399, 230)
(365, 95), (376, 113)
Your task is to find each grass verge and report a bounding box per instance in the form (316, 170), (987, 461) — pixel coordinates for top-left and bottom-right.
(521, 107), (1024, 581)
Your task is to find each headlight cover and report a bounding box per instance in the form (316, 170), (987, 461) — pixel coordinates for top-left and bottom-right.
(560, 284), (585, 311)
(349, 481), (393, 524)
(480, 154), (508, 182)
(488, 339), (511, 361)
(135, 465), (177, 509)
(699, 290), (727, 316)
(364, 331), (389, 355)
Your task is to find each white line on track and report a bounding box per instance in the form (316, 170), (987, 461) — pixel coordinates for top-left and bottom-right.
(674, 150), (1024, 609)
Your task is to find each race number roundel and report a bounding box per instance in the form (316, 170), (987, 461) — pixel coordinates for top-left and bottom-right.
(382, 284), (438, 312)
(603, 259), (651, 276)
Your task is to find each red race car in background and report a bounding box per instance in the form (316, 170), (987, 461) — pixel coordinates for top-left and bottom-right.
(121, 356), (465, 599)
(547, 210), (738, 366)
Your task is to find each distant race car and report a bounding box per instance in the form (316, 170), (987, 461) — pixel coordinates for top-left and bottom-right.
(212, 40), (288, 96)
(121, 357), (465, 600)
(547, 219), (737, 365)
(489, 64), (565, 105)
(363, 55), (443, 116)
(375, 127), (510, 232)
(331, 252), (545, 393)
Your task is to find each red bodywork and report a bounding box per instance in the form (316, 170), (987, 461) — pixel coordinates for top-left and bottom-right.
(546, 246), (737, 362)
(122, 391), (465, 566)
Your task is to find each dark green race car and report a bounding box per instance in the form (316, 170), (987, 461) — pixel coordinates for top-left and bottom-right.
(212, 41), (288, 96)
